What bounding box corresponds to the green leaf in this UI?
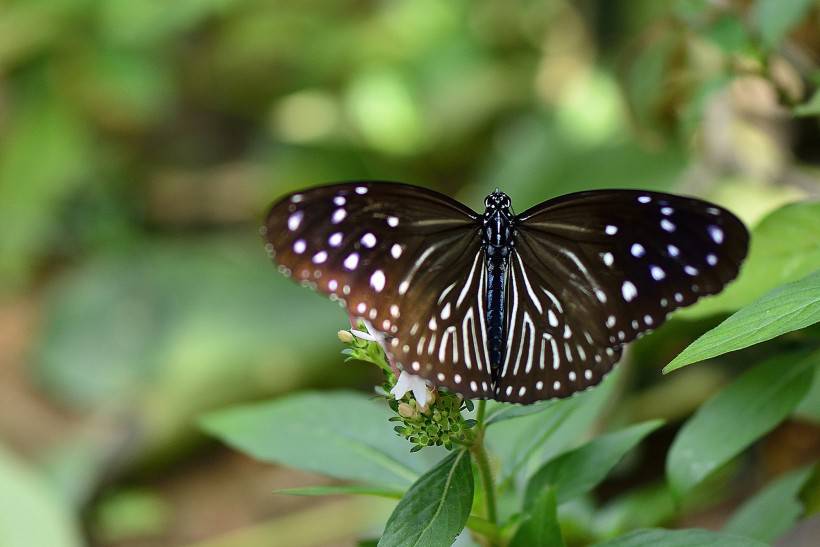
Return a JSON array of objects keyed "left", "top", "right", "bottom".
[
  {"left": 753, "top": 0, "right": 815, "bottom": 50},
  {"left": 275, "top": 485, "right": 404, "bottom": 499},
  {"left": 510, "top": 487, "right": 564, "bottom": 547},
  {"left": 724, "top": 466, "right": 814, "bottom": 542},
  {"left": 0, "top": 445, "right": 83, "bottom": 547},
  {"left": 201, "top": 391, "right": 432, "bottom": 489},
  {"left": 666, "top": 351, "right": 819, "bottom": 496},
  {"left": 378, "top": 449, "right": 473, "bottom": 547},
  {"left": 664, "top": 270, "right": 820, "bottom": 372},
  {"left": 794, "top": 90, "right": 820, "bottom": 117},
  {"left": 680, "top": 201, "right": 820, "bottom": 319},
  {"left": 485, "top": 399, "right": 559, "bottom": 426},
  {"left": 594, "top": 483, "right": 677, "bottom": 539},
  {"left": 593, "top": 528, "right": 768, "bottom": 547},
  {"left": 525, "top": 421, "right": 663, "bottom": 507}
]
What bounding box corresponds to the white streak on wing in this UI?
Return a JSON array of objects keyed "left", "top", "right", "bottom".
[
  {"left": 438, "top": 328, "right": 450, "bottom": 362},
  {"left": 457, "top": 252, "right": 482, "bottom": 307},
  {"left": 559, "top": 248, "right": 589, "bottom": 277},
  {"left": 522, "top": 313, "right": 536, "bottom": 374},
  {"left": 539, "top": 337, "right": 546, "bottom": 370},
  {"left": 475, "top": 260, "right": 490, "bottom": 370},
  {"left": 427, "top": 333, "right": 437, "bottom": 356},
  {"left": 417, "top": 335, "right": 426, "bottom": 356},
  {"left": 512, "top": 312, "right": 534, "bottom": 376},
  {"left": 400, "top": 245, "right": 438, "bottom": 292},
  {"left": 438, "top": 282, "right": 457, "bottom": 305},
  {"left": 514, "top": 252, "right": 543, "bottom": 314},
  {"left": 450, "top": 328, "right": 459, "bottom": 363},
  {"left": 462, "top": 308, "right": 474, "bottom": 370},
  {"left": 500, "top": 264, "right": 519, "bottom": 378},
  {"left": 545, "top": 333, "right": 558, "bottom": 370},
  {"left": 542, "top": 288, "right": 563, "bottom": 312}
]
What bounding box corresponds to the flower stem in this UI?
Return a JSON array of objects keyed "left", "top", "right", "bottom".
[{"left": 471, "top": 399, "right": 499, "bottom": 543}]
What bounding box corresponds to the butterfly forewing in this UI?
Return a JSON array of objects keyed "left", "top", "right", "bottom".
[
  {"left": 263, "top": 181, "right": 494, "bottom": 397},
  {"left": 494, "top": 190, "right": 749, "bottom": 403}
]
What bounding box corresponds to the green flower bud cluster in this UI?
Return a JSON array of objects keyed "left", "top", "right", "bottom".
[{"left": 388, "top": 391, "right": 477, "bottom": 452}]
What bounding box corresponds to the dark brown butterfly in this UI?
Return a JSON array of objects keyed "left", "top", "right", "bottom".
[{"left": 262, "top": 182, "right": 748, "bottom": 404}]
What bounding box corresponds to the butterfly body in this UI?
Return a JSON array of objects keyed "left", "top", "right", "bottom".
[
  {"left": 263, "top": 181, "right": 749, "bottom": 404},
  {"left": 482, "top": 190, "right": 515, "bottom": 379}
]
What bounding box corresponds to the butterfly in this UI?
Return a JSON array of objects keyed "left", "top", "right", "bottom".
[{"left": 262, "top": 182, "right": 749, "bottom": 404}]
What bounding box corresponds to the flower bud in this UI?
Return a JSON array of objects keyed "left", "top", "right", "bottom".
[
  {"left": 397, "top": 402, "right": 417, "bottom": 419},
  {"left": 337, "top": 330, "right": 354, "bottom": 343}
]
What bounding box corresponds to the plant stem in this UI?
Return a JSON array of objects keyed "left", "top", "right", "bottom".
[{"left": 471, "top": 399, "right": 499, "bottom": 542}]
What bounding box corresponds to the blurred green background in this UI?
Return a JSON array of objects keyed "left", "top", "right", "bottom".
[{"left": 0, "top": 0, "right": 819, "bottom": 545}]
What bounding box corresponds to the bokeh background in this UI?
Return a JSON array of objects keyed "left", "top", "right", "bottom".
[{"left": 1, "top": 0, "right": 819, "bottom": 545}]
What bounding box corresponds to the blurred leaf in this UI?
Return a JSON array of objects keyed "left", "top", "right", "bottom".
[
  {"left": 202, "top": 391, "right": 432, "bottom": 489},
  {"left": 34, "top": 237, "right": 347, "bottom": 409},
  {"left": 723, "top": 466, "right": 814, "bottom": 542},
  {"left": 800, "top": 465, "right": 820, "bottom": 516},
  {"left": 275, "top": 485, "right": 403, "bottom": 499},
  {"left": 0, "top": 93, "right": 93, "bottom": 290},
  {"left": 476, "top": 116, "right": 685, "bottom": 209},
  {"left": 705, "top": 16, "right": 752, "bottom": 54},
  {"left": 92, "top": 489, "right": 171, "bottom": 543},
  {"left": 664, "top": 271, "right": 820, "bottom": 372},
  {"left": 99, "top": 0, "right": 237, "bottom": 48},
  {"left": 593, "top": 528, "right": 767, "bottom": 547},
  {"left": 794, "top": 90, "right": 820, "bottom": 117},
  {"left": 488, "top": 370, "right": 619, "bottom": 481},
  {"left": 795, "top": 361, "right": 820, "bottom": 422},
  {"left": 681, "top": 201, "right": 820, "bottom": 319},
  {"left": 525, "top": 421, "right": 663, "bottom": 507},
  {"left": 753, "top": 0, "right": 815, "bottom": 50},
  {"left": 594, "top": 483, "right": 677, "bottom": 539},
  {"left": 378, "top": 449, "right": 473, "bottom": 547},
  {"left": 0, "top": 446, "right": 83, "bottom": 547},
  {"left": 510, "top": 487, "right": 564, "bottom": 547},
  {"left": 666, "top": 351, "right": 818, "bottom": 496}
]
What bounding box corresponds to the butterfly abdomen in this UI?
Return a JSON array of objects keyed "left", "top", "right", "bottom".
[{"left": 486, "top": 256, "right": 508, "bottom": 376}]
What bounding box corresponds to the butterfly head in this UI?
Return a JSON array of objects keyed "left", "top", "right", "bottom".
[{"left": 484, "top": 189, "right": 512, "bottom": 213}]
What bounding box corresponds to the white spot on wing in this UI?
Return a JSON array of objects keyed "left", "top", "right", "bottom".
[
  {"left": 638, "top": 195, "right": 651, "bottom": 203},
  {"left": 661, "top": 219, "right": 675, "bottom": 232},
  {"left": 355, "top": 186, "right": 368, "bottom": 194},
  {"left": 631, "top": 243, "right": 645, "bottom": 258},
  {"left": 312, "top": 251, "right": 327, "bottom": 264},
  {"left": 288, "top": 211, "right": 303, "bottom": 231},
  {"left": 293, "top": 239, "right": 306, "bottom": 254},
  {"left": 361, "top": 233, "right": 377, "bottom": 248},
  {"left": 328, "top": 232, "right": 343, "bottom": 247},
  {"left": 370, "top": 270, "right": 386, "bottom": 292},
  {"left": 387, "top": 216, "right": 399, "bottom": 227},
  {"left": 622, "top": 281, "right": 638, "bottom": 302},
  {"left": 708, "top": 225, "right": 724, "bottom": 244},
  {"left": 390, "top": 244, "right": 403, "bottom": 259},
  {"left": 343, "top": 253, "right": 359, "bottom": 270},
  {"left": 605, "top": 225, "right": 618, "bottom": 235},
  {"left": 602, "top": 252, "right": 614, "bottom": 266},
  {"left": 650, "top": 265, "right": 665, "bottom": 280},
  {"left": 332, "top": 209, "right": 346, "bottom": 224}
]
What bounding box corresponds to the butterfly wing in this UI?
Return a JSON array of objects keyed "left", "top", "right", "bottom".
[
  {"left": 495, "top": 190, "right": 749, "bottom": 403},
  {"left": 263, "top": 181, "right": 495, "bottom": 397}
]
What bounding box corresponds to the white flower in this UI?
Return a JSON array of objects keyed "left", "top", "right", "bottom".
[
  {"left": 350, "top": 328, "right": 377, "bottom": 342},
  {"left": 390, "top": 371, "right": 431, "bottom": 409}
]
